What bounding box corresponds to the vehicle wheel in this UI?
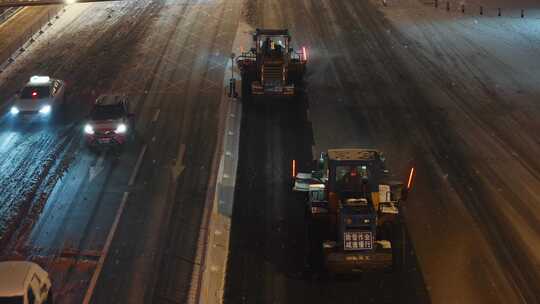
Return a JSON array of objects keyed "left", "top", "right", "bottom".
[
  {"left": 392, "top": 222, "right": 405, "bottom": 273},
  {"left": 304, "top": 203, "right": 311, "bottom": 219},
  {"left": 52, "top": 105, "right": 66, "bottom": 124},
  {"left": 379, "top": 222, "right": 393, "bottom": 241},
  {"left": 241, "top": 71, "right": 253, "bottom": 99},
  {"left": 45, "top": 291, "right": 53, "bottom": 304}
]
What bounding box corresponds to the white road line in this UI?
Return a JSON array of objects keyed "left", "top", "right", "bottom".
[
  {"left": 89, "top": 151, "right": 106, "bottom": 182},
  {"left": 128, "top": 144, "right": 148, "bottom": 186},
  {"left": 82, "top": 191, "right": 129, "bottom": 304},
  {"left": 152, "top": 109, "right": 161, "bottom": 123},
  {"left": 172, "top": 143, "right": 186, "bottom": 179}
]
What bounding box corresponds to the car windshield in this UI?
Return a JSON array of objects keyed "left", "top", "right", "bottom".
[
  {"left": 91, "top": 104, "right": 124, "bottom": 120},
  {"left": 20, "top": 86, "right": 50, "bottom": 99},
  {"left": 0, "top": 296, "right": 23, "bottom": 304}
]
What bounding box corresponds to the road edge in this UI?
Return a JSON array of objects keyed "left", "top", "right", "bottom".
[{"left": 188, "top": 20, "right": 252, "bottom": 304}]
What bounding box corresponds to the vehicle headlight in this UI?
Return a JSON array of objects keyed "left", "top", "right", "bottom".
[
  {"left": 115, "top": 123, "right": 127, "bottom": 134},
  {"left": 39, "top": 105, "right": 51, "bottom": 114},
  {"left": 84, "top": 124, "right": 94, "bottom": 135},
  {"left": 10, "top": 106, "right": 19, "bottom": 115}
]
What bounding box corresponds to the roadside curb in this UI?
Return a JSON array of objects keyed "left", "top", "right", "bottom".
[
  {"left": 197, "top": 92, "right": 242, "bottom": 304},
  {"left": 189, "top": 20, "right": 252, "bottom": 304},
  {"left": 0, "top": 7, "right": 22, "bottom": 26}
]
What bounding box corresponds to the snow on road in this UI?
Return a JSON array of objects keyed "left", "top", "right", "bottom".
[
  {"left": 0, "top": 124, "right": 75, "bottom": 246},
  {"left": 377, "top": 0, "right": 540, "bottom": 302},
  {"left": 0, "top": 0, "right": 159, "bottom": 253}
]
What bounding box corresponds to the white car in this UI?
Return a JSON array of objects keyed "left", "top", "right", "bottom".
[
  {"left": 0, "top": 261, "right": 53, "bottom": 304},
  {"left": 10, "top": 76, "right": 66, "bottom": 118}
]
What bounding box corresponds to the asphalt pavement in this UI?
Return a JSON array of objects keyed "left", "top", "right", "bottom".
[
  {"left": 225, "top": 0, "right": 538, "bottom": 303},
  {"left": 0, "top": 0, "right": 242, "bottom": 303},
  {"left": 0, "top": 0, "right": 539, "bottom": 303}
]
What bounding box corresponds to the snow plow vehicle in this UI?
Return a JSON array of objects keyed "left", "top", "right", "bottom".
[
  {"left": 293, "top": 149, "right": 411, "bottom": 273},
  {"left": 236, "top": 28, "right": 307, "bottom": 96}
]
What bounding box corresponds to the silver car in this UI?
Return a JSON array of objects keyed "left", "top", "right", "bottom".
[{"left": 10, "top": 76, "right": 66, "bottom": 118}]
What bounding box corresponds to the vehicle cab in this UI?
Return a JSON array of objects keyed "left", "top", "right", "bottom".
[
  {"left": 0, "top": 261, "right": 53, "bottom": 304},
  {"left": 84, "top": 95, "right": 133, "bottom": 147},
  {"left": 10, "top": 76, "right": 66, "bottom": 118}
]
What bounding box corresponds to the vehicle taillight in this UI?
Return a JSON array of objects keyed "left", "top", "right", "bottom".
[
  {"left": 32, "top": 91, "right": 38, "bottom": 97},
  {"left": 302, "top": 47, "right": 308, "bottom": 61}
]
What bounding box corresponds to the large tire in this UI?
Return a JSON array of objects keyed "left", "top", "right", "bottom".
[
  {"left": 241, "top": 71, "right": 254, "bottom": 99},
  {"left": 45, "top": 291, "right": 53, "bottom": 304},
  {"left": 391, "top": 221, "right": 405, "bottom": 272}
]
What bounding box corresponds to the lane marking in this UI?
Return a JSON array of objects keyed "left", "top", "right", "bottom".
[
  {"left": 128, "top": 144, "right": 147, "bottom": 186},
  {"left": 171, "top": 143, "right": 186, "bottom": 180},
  {"left": 89, "top": 151, "right": 106, "bottom": 182},
  {"left": 82, "top": 191, "right": 129, "bottom": 304},
  {"left": 152, "top": 109, "right": 160, "bottom": 123}
]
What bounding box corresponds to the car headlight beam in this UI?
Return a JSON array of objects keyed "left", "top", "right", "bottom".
[
  {"left": 84, "top": 124, "right": 94, "bottom": 135},
  {"left": 10, "top": 106, "right": 19, "bottom": 115},
  {"left": 115, "top": 123, "right": 127, "bottom": 134},
  {"left": 39, "top": 105, "right": 52, "bottom": 114}
]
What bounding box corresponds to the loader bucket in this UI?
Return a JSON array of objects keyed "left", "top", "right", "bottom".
[{"left": 323, "top": 248, "right": 393, "bottom": 273}]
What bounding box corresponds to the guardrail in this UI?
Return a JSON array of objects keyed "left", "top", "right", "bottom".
[
  {"left": 0, "top": 0, "right": 121, "bottom": 7},
  {"left": 0, "top": 5, "right": 64, "bottom": 73},
  {"left": 0, "top": 7, "right": 20, "bottom": 24},
  {"left": 427, "top": 0, "right": 540, "bottom": 19},
  {"left": 0, "top": 0, "right": 66, "bottom": 7}
]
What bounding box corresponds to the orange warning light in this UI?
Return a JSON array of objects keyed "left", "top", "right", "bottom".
[{"left": 407, "top": 167, "right": 415, "bottom": 189}]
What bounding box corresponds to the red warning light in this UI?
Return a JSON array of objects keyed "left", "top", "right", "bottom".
[{"left": 407, "top": 167, "right": 415, "bottom": 189}]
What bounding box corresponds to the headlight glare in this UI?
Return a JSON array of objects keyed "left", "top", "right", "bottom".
[
  {"left": 115, "top": 123, "right": 127, "bottom": 133},
  {"left": 84, "top": 124, "right": 94, "bottom": 135},
  {"left": 10, "top": 106, "right": 19, "bottom": 115},
  {"left": 39, "top": 105, "right": 51, "bottom": 114}
]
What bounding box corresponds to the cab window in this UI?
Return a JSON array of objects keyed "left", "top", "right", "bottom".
[
  {"left": 334, "top": 165, "right": 370, "bottom": 191},
  {"left": 20, "top": 86, "right": 51, "bottom": 99},
  {"left": 91, "top": 104, "right": 125, "bottom": 120}
]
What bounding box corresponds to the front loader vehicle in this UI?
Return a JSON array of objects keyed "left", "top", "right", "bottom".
[
  {"left": 293, "top": 149, "right": 410, "bottom": 273},
  {"left": 237, "top": 28, "right": 307, "bottom": 97}
]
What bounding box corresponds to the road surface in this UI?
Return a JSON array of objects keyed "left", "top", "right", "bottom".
[
  {"left": 0, "top": 0, "right": 242, "bottom": 303},
  {"left": 225, "top": 0, "right": 540, "bottom": 303},
  {"left": 0, "top": 0, "right": 540, "bottom": 303}
]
